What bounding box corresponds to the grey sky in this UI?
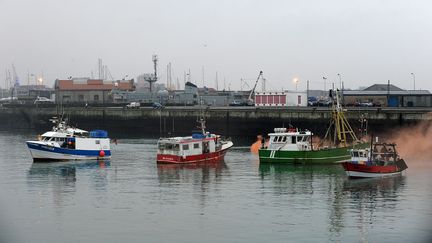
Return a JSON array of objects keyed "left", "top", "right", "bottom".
[{"left": 1, "top": 0, "right": 431, "bottom": 91}]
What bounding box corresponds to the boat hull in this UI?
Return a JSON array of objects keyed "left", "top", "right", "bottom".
[
  {"left": 157, "top": 142, "right": 233, "bottom": 164},
  {"left": 258, "top": 143, "right": 370, "bottom": 164},
  {"left": 27, "top": 142, "right": 111, "bottom": 162},
  {"left": 341, "top": 161, "right": 407, "bottom": 178}
]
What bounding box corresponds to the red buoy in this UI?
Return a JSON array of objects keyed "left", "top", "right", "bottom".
[{"left": 99, "top": 150, "right": 105, "bottom": 157}]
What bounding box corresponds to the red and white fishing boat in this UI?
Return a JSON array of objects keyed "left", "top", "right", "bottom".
[
  {"left": 342, "top": 140, "right": 408, "bottom": 178},
  {"left": 156, "top": 118, "right": 233, "bottom": 164}
]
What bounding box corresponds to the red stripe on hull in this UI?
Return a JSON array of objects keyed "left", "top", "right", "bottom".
[
  {"left": 342, "top": 162, "right": 402, "bottom": 174},
  {"left": 157, "top": 148, "right": 229, "bottom": 164}
]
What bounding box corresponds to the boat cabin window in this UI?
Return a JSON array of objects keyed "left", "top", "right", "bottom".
[
  {"left": 282, "top": 136, "right": 287, "bottom": 142},
  {"left": 291, "top": 136, "right": 296, "bottom": 144},
  {"left": 277, "top": 136, "right": 283, "bottom": 142},
  {"left": 95, "top": 140, "right": 100, "bottom": 144},
  {"left": 163, "top": 143, "right": 179, "bottom": 151},
  {"left": 182, "top": 144, "right": 189, "bottom": 150},
  {"left": 353, "top": 151, "right": 359, "bottom": 157},
  {"left": 193, "top": 143, "right": 200, "bottom": 149},
  {"left": 53, "top": 137, "right": 66, "bottom": 142},
  {"left": 297, "top": 136, "right": 303, "bottom": 142},
  {"left": 273, "top": 136, "right": 278, "bottom": 142}
]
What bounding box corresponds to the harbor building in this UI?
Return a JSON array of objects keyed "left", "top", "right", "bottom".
[
  {"left": 342, "top": 84, "right": 432, "bottom": 107},
  {"left": 255, "top": 91, "right": 307, "bottom": 107},
  {"left": 54, "top": 78, "right": 135, "bottom": 105}
]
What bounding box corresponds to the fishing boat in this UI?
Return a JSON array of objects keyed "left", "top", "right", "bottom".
[
  {"left": 156, "top": 118, "right": 233, "bottom": 164},
  {"left": 259, "top": 89, "right": 369, "bottom": 164},
  {"left": 342, "top": 140, "right": 408, "bottom": 178},
  {"left": 26, "top": 117, "right": 111, "bottom": 162}
]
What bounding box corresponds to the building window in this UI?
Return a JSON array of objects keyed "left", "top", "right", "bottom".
[{"left": 94, "top": 95, "right": 99, "bottom": 101}]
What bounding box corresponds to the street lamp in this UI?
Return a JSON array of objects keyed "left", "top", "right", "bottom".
[
  {"left": 293, "top": 78, "right": 299, "bottom": 91},
  {"left": 322, "top": 76, "right": 327, "bottom": 91},
  {"left": 337, "top": 73, "right": 342, "bottom": 89},
  {"left": 410, "top": 72, "right": 415, "bottom": 90}
]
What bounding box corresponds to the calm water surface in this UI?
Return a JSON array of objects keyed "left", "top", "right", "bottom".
[{"left": 0, "top": 131, "right": 431, "bottom": 243}]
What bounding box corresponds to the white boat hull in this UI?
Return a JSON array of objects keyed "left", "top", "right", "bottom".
[
  {"left": 345, "top": 170, "right": 402, "bottom": 178},
  {"left": 27, "top": 141, "right": 111, "bottom": 162}
]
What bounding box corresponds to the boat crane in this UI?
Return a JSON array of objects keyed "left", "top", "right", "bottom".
[{"left": 247, "top": 71, "right": 263, "bottom": 105}]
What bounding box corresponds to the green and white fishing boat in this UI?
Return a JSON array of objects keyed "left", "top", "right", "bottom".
[{"left": 259, "top": 90, "right": 369, "bottom": 164}]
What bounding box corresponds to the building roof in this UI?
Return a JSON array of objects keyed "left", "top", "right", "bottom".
[
  {"left": 363, "top": 84, "right": 404, "bottom": 91},
  {"left": 55, "top": 78, "right": 135, "bottom": 91},
  {"left": 343, "top": 90, "right": 431, "bottom": 96}
]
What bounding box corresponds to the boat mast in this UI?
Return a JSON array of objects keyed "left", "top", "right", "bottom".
[
  {"left": 324, "top": 89, "right": 359, "bottom": 146},
  {"left": 196, "top": 91, "right": 206, "bottom": 135}
]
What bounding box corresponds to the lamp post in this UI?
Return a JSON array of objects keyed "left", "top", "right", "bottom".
[
  {"left": 410, "top": 72, "right": 415, "bottom": 90},
  {"left": 322, "top": 76, "right": 327, "bottom": 91},
  {"left": 293, "top": 78, "right": 299, "bottom": 91}
]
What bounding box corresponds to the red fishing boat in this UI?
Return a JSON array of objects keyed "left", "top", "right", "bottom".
[
  {"left": 156, "top": 118, "right": 233, "bottom": 164},
  {"left": 342, "top": 141, "right": 408, "bottom": 178}
]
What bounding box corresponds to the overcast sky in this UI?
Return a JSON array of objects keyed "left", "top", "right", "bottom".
[{"left": 1, "top": 0, "right": 431, "bottom": 91}]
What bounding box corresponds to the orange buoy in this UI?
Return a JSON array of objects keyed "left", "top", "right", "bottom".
[{"left": 99, "top": 150, "right": 105, "bottom": 157}]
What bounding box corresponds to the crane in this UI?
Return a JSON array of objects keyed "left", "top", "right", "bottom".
[{"left": 247, "top": 71, "right": 263, "bottom": 105}]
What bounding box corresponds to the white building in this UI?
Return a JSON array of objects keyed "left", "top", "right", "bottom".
[{"left": 255, "top": 91, "right": 307, "bottom": 107}]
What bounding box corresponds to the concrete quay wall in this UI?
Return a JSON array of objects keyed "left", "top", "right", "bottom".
[{"left": 0, "top": 106, "right": 431, "bottom": 138}]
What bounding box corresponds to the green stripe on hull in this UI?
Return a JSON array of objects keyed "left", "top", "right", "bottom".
[{"left": 259, "top": 143, "right": 370, "bottom": 164}]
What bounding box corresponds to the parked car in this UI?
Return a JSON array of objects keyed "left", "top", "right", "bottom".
[
  {"left": 229, "top": 100, "right": 242, "bottom": 106},
  {"left": 308, "top": 97, "right": 318, "bottom": 106},
  {"left": 126, "top": 102, "right": 140, "bottom": 109},
  {"left": 34, "top": 96, "right": 54, "bottom": 104},
  {"left": 355, "top": 101, "right": 373, "bottom": 107},
  {"left": 317, "top": 99, "right": 332, "bottom": 106},
  {"left": 152, "top": 102, "right": 163, "bottom": 109}
]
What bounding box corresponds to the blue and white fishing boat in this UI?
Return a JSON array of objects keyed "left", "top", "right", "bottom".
[{"left": 26, "top": 117, "right": 111, "bottom": 162}]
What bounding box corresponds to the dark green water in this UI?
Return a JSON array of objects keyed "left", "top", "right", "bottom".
[{"left": 0, "top": 131, "right": 431, "bottom": 242}]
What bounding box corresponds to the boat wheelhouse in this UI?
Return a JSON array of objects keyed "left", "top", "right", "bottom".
[
  {"left": 26, "top": 118, "right": 111, "bottom": 162},
  {"left": 266, "top": 128, "right": 312, "bottom": 152}
]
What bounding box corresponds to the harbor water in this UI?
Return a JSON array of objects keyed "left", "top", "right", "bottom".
[{"left": 0, "top": 131, "right": 431, "bottom": 242}]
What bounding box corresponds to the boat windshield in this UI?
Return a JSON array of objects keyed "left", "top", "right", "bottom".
[
  {"left": 159, "top": 143, "right": 179, "bottom": 151},
  {"left": 42, "top": 136, "right": 67, "bottom": 142}
]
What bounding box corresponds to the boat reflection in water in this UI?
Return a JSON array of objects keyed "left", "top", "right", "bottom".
[
  {"left": 258, "top": 163, "right": 406, "bottom": 242},
  {"left": 342, "top": 175, "right": 406, "bottom": 242},
  {"left": 157, "top": 161, "right": 229, "bottom": 208},
  {"left": 27, "top": 160, "right": 110, "bottom": 207},
  {"left": 157, "top": 161, "right": 228, "bottom": 184}
]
